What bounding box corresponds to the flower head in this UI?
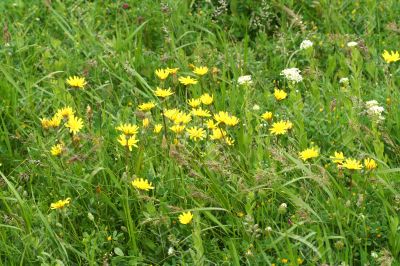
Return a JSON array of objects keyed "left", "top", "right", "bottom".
[
  {"left": 179, "top": 76, "right": 198, "bottom": 85},
  {"left": 342, "top": 158, "right": 363, "bottom": 170},
  {"left": 178, "top": 211, "right": 193, "bottom": 224},
  {"left": 192, "top": 107, "right": 211, "bottom": 117},
  {"left": 66, "top": 76, "right": 86, "bottom": 89},
  {"left": 117, "top": 134, "right": 139, "bottom": 151},
  {"left": 142, "top": 118, "right": 150, "bottom": 128},
  {"left": 193, "top": 66, "right": 208, "bottom": 76},
  {"left": 154, "top": 124, "right": 163, "bottom": 133},
  {"left": 174, "top": 112, "right": 192, "bottom": 124},
  {"left": 274, "top": 89, "right": 287, "bottom": 101},
  {"left": 299, "top": 147, "right": 319, "bottom": 161},
  {"left": 186, "top": 127, "right": 206, "bottom": 141},
  {"left": 138, "top": 102, "right": 156, "bottom": 112},
  {"left": 170, "top": 125, "right": 185, "bottom": 134},
  {"left": 238, "top": 75, "right": 253, "bottom": 85},
  {"left": 300, "top": 40, "right": 313, "bottom": 50},
  {"left": 364, "top": 158, "right": 377, "bottom": 170},
  {"left": 188, "top": 98, "right": 201, "bottom": 108},
  {"left": 51, "top": 143, "right": 64, "bottom": 156},
  {"left": 210, "top": 128, "right": 227, "bottom": 140},
  {"left": 166, "top": 67, "right": 179, "bottom": 74},
  {"left": 154, "top": 87, "right": 174, "bottom": 98},
  {"left": 200, "top": 93, "right": 213, "bottom": 105},
  {"left": 55, "top": 106, "right": 74, "bottom": 119},
  {"left": 132, "top": 178, "right": 154, "bottom": 191},
  {"left": 164, "top": 108, "right": 180, "bottom": 121},
  {"left": 65, "top": 116, "right": 83, "bottom": 135},
  {"left": 51, "top": 197, "right": 71, "bottom": 209},
  {"left": 214, "top": 111, "right": 239, "bottom": 126},
  {"left": 269, "top": 120, "right": 292, "bottom": 135},
  {"left": 382, "top": 50, "right": 400, "bottom": 63},
  {"left": 347, "top": 41, "right": 358, "bottom": 47},
  {"left": 155, "top": 69, "right": 169, "bottom": 80},
  {"left": 116, "top": 123, "right": 139, "bottom": 136},
  {"left": 330, "top": 151, "right": 345, "bottom": 164},
  {"left": 281, "top": 68, "right": 303, "bottom": 83},
  {"left": 261, "top": 111, "right": 273, "bottom": 121}
]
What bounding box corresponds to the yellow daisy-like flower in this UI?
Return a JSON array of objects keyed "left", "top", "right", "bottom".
[
  {"left": 178, "top": 211, "right": 193, "bottom": 225},
  {"left": 191, "top": 107, "right": 211, "bottom": 117},
  {"left": 65, "top": 116, "right": 83, "bottom": 135},
  {"left": 66, "top": 76, "right": 86, "bottom": 89},
  {"left": 40, "top": 118, "right": 52, "bottom": 129},
  {"left": 154, "top": 87, "right": 174, "bottom": 98},
  {"left": 50, "top": 143, "right": 64, "bottom": 156},
  {"left": 274, "top": 88, "right": 287, "bottom": 101},
  {"left": 138, "top": 102, "right": 156, "bottom": 112},
  {"left": 330, "top": 151, "right": 345, "bottom": 164},
  {"left": 153, "top": 124, "right": 163, "bottom": 133},
  {"left": 186, "top": 126, "right": 206, "bottom": 141},
  {"left": 364, "top": 158, "right": 377, "bottom": 170},
  {"left": 193, "top": 66, "right": 208, "bottom": 76},
  {"left": 174, "top": 112, "right": 192, "bottom": 124},
  {"left": 166, "top": 67, "right": 179, "bottom": 74},
  {"left": 188, "top": 98, "right": 202, "bottom": 108},
  {"left": 299, "top": 147, "right": 319, "bottom": 161},
  {"left": 116, "top": 123, "right": 139, "bottom": 136},
  {"left": 55, "top": 106, "right": 74, "bottom": 119},
  {"left": 206, "top": 119, "right": 217, "bottom": 129},
  {"left": 225, "top": 115, "right": 239, "bottom": 126},
  {"left": 200, "top": 93, "right": 213, "bottom": 105},
  {"left": 261, "top": 111, "right": 273, "bottom": 121},
  {"left": 269, "top": 120, "right": 292, "bottom": 135},
  {"left": 210, "top": 128, "right": 227, "bottom": 140},
  {"left": 225, "top": 137, "right": 235, "bottom": 146},
  {"left": 155, "top": 69, "right": 169, "bottom": 80},
  {"left": 164, "top": 108, "right": 180, "bottom": 121},
  {"left": 170, "top": 125, "right": 185, "bottom": 134},
  {"left": 179, "top": 76, "right": 198, "bottom": 85},
  {"left": 131, "top": 178, "right": 154, "bottom": 191},
  {"left": 213, "top": 111, "right": 239, "bottom": 126},
  {"left": 117, "top": 134, "right": 139, "bottom": 151},
  {"left": 49, "top": 115, "right": 62, "bottom": 128},
  {"left": 51, "top": 197, "right": 71, "bottom": 210},
  {"left": 342, "top": 158, "right": 363, "bottom": 170},
  {"left": 142, "top": 118, "right": 150, "bottom": 128},
  {"left": 382, "top": 50, "right": 400, "bottom": 63}
]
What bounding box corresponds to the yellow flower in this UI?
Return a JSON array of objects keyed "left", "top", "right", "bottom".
[
  {"left": 274, "top": 88, "right": 287, "bottom": 101},
  {"left": 131, "top": 178, "right": 154, "bottom": 191},
  {"left": 225, "top": 137, "right": 235, "bottom": 146},
  {"left": 170, "top": 125, "right": 185, "bottom": 134},
  {"left": 138, "top": 102, "right": 156, "bottom": 112},
  {"left": 210, "top": 128, "right": 227, "bottom": 140},
  {"left": 117, "top": 134, "right": 139, "bottom": 151},
  {"left": 49, "top": 115, "right": 62, "bottom": 128},
  {"left": 107, "top": 236, "right": 112, "bottom": 241},
  {"left": 214, "top": 111, "right": 239, "bottom": 126},
  {"left": 164, "top": 108, "right": 180, "bottom": 121},
  {"left": 364, "top": 158, "right": 377, "bottom": 170},
  {"left": 40, "top": 118, "right": 52, "bottom": 129},
  {"left": 66, "top": 76, "right": 86, "bottom": 89},
  {"left": 192, "top": 107, "right": 211, "bottom": 117},
  {"left": 299, "top": 147, "right": 319, "bottom": 161},
  {"left": 116, "top": 123, "right": 139, "bottom": 136},
  {"left": 155, "top": 69, "right": 169, "bottom": 80},
  {"left": 297, "top": 258, "right": 304, "bottom": 265},
  {"left": 154, "top": 87, "right": 174, "bottom": 98},
  {"left": 174, "top": 112, "right": 192, "bottom": 124},
  {"left": 382, "top": 50, "right": 400, "bottom": 63},
  {"left": 51, "top": 143, "right": 64, "bottom": 156},
  {"left": 142, "top": 118, "right": 150, "bottom": 128},
  {"left": 261, "top": 111, "right": 273, "bottom": 121},
  {"left": 281, "top": 258, "right": 288, "bottom": 264},
  {"left": 166, "top": 67, "right": 179, "bottom": 74},
  {"left": 186, "top": 126, "right": 206, "bottom": 141},
  {"left": 178, "top": 211, "right": 193, "bottom": 224},
  {"left": 193, "top": 66, "right": 208, "bottom": 76},
  {"left": 154, "top": 124, "right": 163, "bottom": 133},
  {"left": 65, "top": 116, "right": 83, "bottom": 135},
  {"left": 51, "top": 197, "right": 71, "bottom": 209},
  {"left": 188, "top": 98, "right": 202, "bottom": 108},
  {"left": 330, "top": 151, "right": 345, "bottom": 164},
  {"left": 179, "top": 76, "right": 198, "bottom": 85},
  {"left": 206, "top": 119, "right": 217, "bottom": 129},
  {"left": 55, "top": 106, "right": 74, "bottom": 119},
  {"left": 200, "top": 93, "right": 213, "bottom": 105},
  {"left": 269, "top": 120, "right": 291, "bottom": 135},
  {"left": 342, "top": 158, "right": 363, "bottom": 170}
]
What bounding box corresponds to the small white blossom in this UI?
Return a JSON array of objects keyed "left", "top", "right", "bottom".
[
  {"left": 347, "top": 41, "right": 358, "bottom": 47},
  {"left": 238, "top": 75, "right": 253, "bottom": 85},
  {"left": 300, "top": 39, "right": 313, "bottom": 50},
  {"left": 281, "top": 68, "right": 303, "bottom": 83},
  {"left": 252, "top": 104, "right": 260, "bottom": 111},
  {"left": 339, "top": 77, "right": 349, "bottom": 84},
  {"left": 167, "top": 247, "right": 174, "bottom": 255},
  {"left": 365, "top": 100, "right": 385, "bottom": 122}
]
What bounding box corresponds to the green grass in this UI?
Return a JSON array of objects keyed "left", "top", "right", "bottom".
[{"left": 1, "top": 0, "right": 400, "bottom": 265}]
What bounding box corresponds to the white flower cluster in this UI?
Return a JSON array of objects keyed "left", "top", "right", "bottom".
[
  {"left": 238, "top": 75, "right": 253, "bottom": 85},
  {"left": 365, "top": 100, "right": 385, "bottom": 122},
  {"left": 339, "top": 77, "right": 349, "bottom": 86},
  {"left": 281, "top": 68, "right": 303, "bottom": 83},
  {"left": 300, "top": 39, "right": 313, "bottom": 50},
  {"left": 347, "top": 41, "right": 358, "bottom": 47}
]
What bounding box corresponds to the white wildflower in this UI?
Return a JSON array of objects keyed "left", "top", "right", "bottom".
[
  {"left": 300, "top": 39, "right": 313, "bottom": 50},
  {"left": 167, "top": 247, "right": 174, "bottom": 255},
  {"left": 347, "top": 41, "right": 358, "bottom": 47},
  {"left": 238, "top": 75, "right": 253, "bottom": 85},
  {"left": 365, "top": 100, "right": 385, "bottom": 122},
  {"left": 281, "top": 68, "right": 303, "bottom": 83},
  {"left": 339, "top": 77, "right": 349, "bottom": 85}
]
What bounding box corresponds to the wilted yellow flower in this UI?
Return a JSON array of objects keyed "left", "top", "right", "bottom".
[
  {"left": 170, "top": 125, "right": 185, "bottom": 134},
  {"left": 51, "top": 143, "right": 64, "bottom": 156},
  {"left": 179, "top": 76, "right": 198, "bottom": 85},
  {"left": 166, "top": 67, "right": 179, "bottom": 74},
  {"left": 210, "top": 128, "right": 227, "bottom": 140},
  {"left": 178, "top": 211, "right": 193, "bottom": 224},
  {"left": 299, "top": 147, "right": 319, "bottom": 161},
  {"left": 138, "top": 102, "right": 156, "bottom": 112},
  {"left": 155, "top": 69, "right": 169, "bottom": 80},
  {"left": 65, "top": 116, "right": 83, "bottom": 135},
  {"left": 193, "top": 66, "right": 208, "bottom": 76},
  {"left": 342, "top": 158, "right": 363, "bottom": 170},
  {"left": 192, "top": 107, "right": 211, "bottom": 117},
  {"left": 382, "top": 50, "right": 400, "bottom": 63},
  {"left": 117, "top": 134, "right": 139, "bottom": 151},
  {"left": 261, "top": 111, "right": 273, "bottom": 121},
  {"left": 51, "top": 197, "right": 71, "bottom": 209},
  {"left": 131, "top": 178, "right": 154, "bottom": 191},
  {"left": 274, "top": 88, "right": 287, "bottom": 101},
  {"left": 364, "top": 158, "right": 377, "bottom": 170},
  {"left": 200, "top": 93, "right": 213, "bottom": 105},
  {"left": 188, "top": 98, "right": 201, "bottom": 108},
  {"left": 55, "top": 106, "right": 74, "bottom": 119},
  {"left": 269, "top": 120, "right": 291, "bottom": 135},
  {"left": 154, "top": 124, "right": 163, "bottom": 133},
  {"left": 142, "top": 118, "right": 150, "bottom": 128},
  {"left": 186, "top": 126, "right": 206, "bottom": 141},
  {"left": 330, "top": 151, "right": 345, "bottom": 164},
  {"left": 66, "top": 76, "right": 86, "bottom": 89},
  {"left": 116, "top": 123, "right": 139, "bottom": 136},
  {"left": 154, "top": 87, "right": 174, "bottom": 98}
]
